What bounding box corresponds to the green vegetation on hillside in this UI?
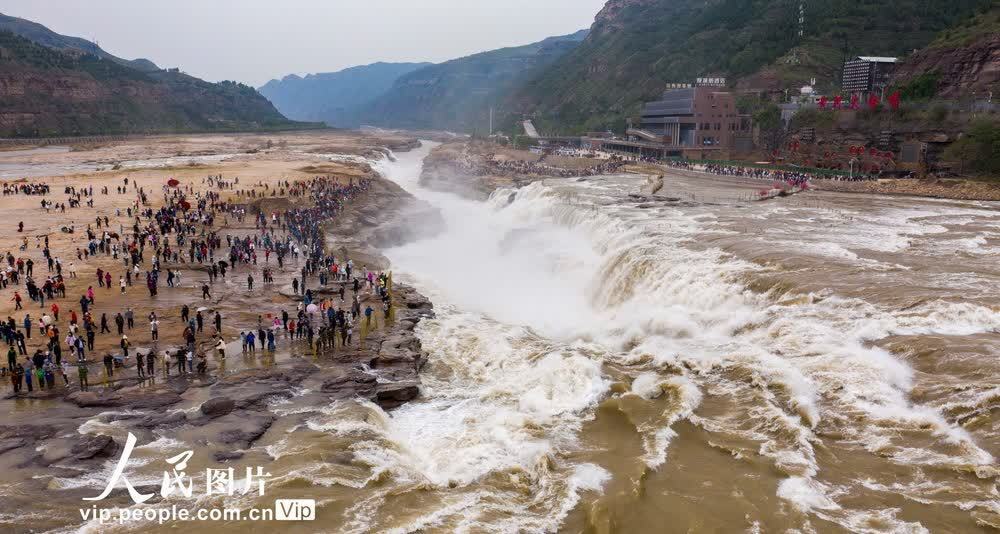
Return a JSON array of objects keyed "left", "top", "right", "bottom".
[
  {"left": 358, "top": 31, "right": 588, "bottom": 133},
  {"left": 509, "top": 0, "right": 994, "bottom": 134},
  {"left": 943, "top": 119, "right": 1000, "bottom": 175},
  {"left": 0, "top": 30, "right": 313, "bottom": 138},
  {"left": 0, "top": 12, "right": 159, "bottom": 72},
  {"left": 929, "top": 7, "right": 1000, "bottom": 47}
]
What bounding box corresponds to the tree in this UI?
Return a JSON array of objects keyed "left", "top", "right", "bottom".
[
  {"left": 942, "top": 119, "right": 1000, "bottom": 175},
  {"left": 754, "top": 103, "right": 788, "bottom": 156}
]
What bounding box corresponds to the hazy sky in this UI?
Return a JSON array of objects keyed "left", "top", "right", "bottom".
[{"left": 0, "top": 0, "right": 607, "bottom": 86}]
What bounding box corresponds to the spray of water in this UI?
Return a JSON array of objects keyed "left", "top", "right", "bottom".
[{"left": 333, "top": 142, "right": 1000, "bottom": 531}]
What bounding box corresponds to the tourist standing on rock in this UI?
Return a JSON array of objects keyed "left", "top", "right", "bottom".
[
  {"left": 136, "top": 350, "right": 145, "bottom": 378},
  {"left": 118, "top": 336, "right": 132, "bottom": 365},
  {"left": 125, "top": 308, "right": 134, "bottom": 330},
  {"left": 6, "top": 345, "right": 17, "bottom": 376},
  {"left": 150, "top": 318, "right": 159, "bottom": 341},
  {"left": 12, "top": 363, "right": 23, "bottom": 392},
  {"left": 146, "top": 351, "right": 156, "bottom": 377},
  {"left": 103, "top": 353, "right": 113, "bottom": 378},
  {"left": 59, "top": 359, "right": 69, "bottom": 386},
  {"left": 215, "top": 337, "right": 226, "bottom": 359},
  {"left": 247, "top": 274, "right": 254, "bottom": 291},
  {"left": 22, "top": 357, "right": 33, "bottom": 392},
  {"left": 77, "top": 361, "right": 88, "bottom": 390},
  {"left": 214, "top": 311, "right": 222, "bottom": 334}
]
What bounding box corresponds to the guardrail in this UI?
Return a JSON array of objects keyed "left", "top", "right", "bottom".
[{"left": 670, "top": 157, "right": 854, "bottom": 177}]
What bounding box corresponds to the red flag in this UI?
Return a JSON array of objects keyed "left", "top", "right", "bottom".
[
  {"left": 850, "top": 94, "right": 860, "bottom": 110},
  {"left": 833, "top": 95, "right": 843, "bottom": 109},
  {"left": 887, "top": 91, "right": 901, "bottom": 111},
  {"left": 867, "top": 93, "right": 880, "bottom": 110},
  {"left": 819, "top": 96, "right": 828, "bottom": 109}
]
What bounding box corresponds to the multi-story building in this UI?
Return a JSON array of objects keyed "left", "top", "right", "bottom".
[
  {"left": 637, "top": 85, "right": 744, "bottom": 148},
  {"left": 594, "top": 84, "right": 748, "bottom": 159},
  {"left": 842, "top": 56, "right": 897, "bottom": 94}
]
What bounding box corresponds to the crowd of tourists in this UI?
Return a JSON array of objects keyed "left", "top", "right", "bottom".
[
  {"left": 3, "top": 183, "right": 50, "bottom": 196},
  {"left": 2, "top": 172, "right": 395, "bottom": 395}
]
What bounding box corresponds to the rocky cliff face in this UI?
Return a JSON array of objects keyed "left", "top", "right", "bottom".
[
  {"left": 589, "top": 0, "right": 659, "bottom": 36},
  {"left": 892, "top": 34, "right": 999, "bottom": 98}
]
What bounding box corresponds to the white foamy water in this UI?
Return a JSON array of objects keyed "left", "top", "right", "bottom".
[{"left": 329, "top": 143, "right": 1000, "bottom": 532}]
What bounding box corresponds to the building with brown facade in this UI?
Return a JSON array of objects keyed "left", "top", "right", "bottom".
[{"left": 595, "top": 84, "right": 750, "bottom": 159}]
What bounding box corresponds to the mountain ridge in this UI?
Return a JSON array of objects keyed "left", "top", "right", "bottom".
[
  {"left": 0, "top": 13, "right": 159, "bottom": 72},
  {"left": 0, "top": 15, "right": 312, "bottom": 138},
  {"left": 258, "top": 62, "right": 431, "bottom": 126},
  {"left": 354, "top": 29, "right": 589, "bottom": 133}
]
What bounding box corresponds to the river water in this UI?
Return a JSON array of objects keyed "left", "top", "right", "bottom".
[
  {"left": 353, "top": 143, "right": 999, "bottom": 532},
  {"left": 8, "top": 142, "right": 998, "bottom": 533}
]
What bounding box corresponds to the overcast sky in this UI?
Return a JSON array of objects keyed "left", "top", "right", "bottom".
[{"left": 0, "top": 0, "right": 607, "bottom": 86}]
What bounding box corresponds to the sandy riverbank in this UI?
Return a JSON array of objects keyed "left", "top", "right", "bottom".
[{"left": 813, "top": 176, "right": 1000, "bottom": 201}]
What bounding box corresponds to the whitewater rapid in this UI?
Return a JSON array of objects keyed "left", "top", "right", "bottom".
[{"left": 334, "top": 143, "right": 1000, "bottom": 532}]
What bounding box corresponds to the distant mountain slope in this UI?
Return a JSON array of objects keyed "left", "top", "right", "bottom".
[
  {"left": 0, "top": 17, "right": 311, "bottom": 138},
  {"left": 508, "top": 0, "right": 995, "bottom": 133},
  {"left": 258, "top": 62, "right": 431, "bottom": 126},
  {"left": 356, "top": 30, "right": 588, "bottom": 133},
  {"left": 0, "top": 13, "right": 159, "bottom": 72}
]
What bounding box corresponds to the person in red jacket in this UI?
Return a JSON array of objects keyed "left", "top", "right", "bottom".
[{"left": 50, "top": 302, "right": 59, "bottom": 321}]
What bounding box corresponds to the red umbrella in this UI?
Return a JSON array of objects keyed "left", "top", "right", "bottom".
[
  {"left": 180, "top": 200, "right": 191, "bottom": 210},
  {"left": 167, "top": 179, "right": 180, "bottom": 187}
]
